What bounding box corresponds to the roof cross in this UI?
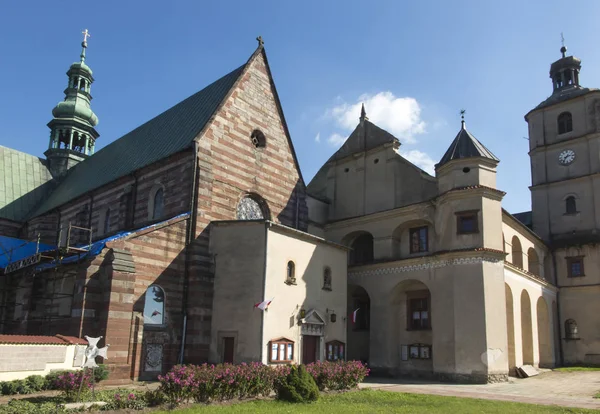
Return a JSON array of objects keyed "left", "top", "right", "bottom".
[
  {"left": 82, "top": 29, "right": 91, "bottom": 44},
  {"left": 256, "top": 36, "right": 264, "bottom": 47}
]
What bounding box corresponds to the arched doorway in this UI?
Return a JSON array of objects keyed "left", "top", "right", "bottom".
[
  {"left": 505, "top": 284, "right": 516, "bottom": 375},
  {"left": 343, "top": 232, "right": 374, "bottom": 266},
  {"left": 512, "top": 236, "right": 523, "bottom": 268},
  {"left": 528, "top": 248, "right": 540, "bottom": 276},
  {"left": 390, "top": 279, "right": 433, "bottom": 375},
  {"left": 536, "top": 297, "right": 552, "bottom": 367},
  {"left": 520, "top": 290, "right": 534, "bottom": 365},
  {"left": 347, "top": 285, "right": 370, "bottom": 363}
]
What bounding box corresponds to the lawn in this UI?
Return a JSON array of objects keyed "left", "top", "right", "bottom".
[
  {"left": 160, "top": 389, "right": 595, "bottom": 413},
  {"left": 554, "top": 366, "right": 600, "bottom": 372}
]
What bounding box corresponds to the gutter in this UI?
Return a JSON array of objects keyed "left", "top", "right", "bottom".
[{"left": 179, "top": 143, "right": 200, "bottom": 364}]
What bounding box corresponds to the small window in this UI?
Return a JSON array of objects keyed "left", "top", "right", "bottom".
[
  {"left": 286, "top": 261, "right": 296, "bottom": 285},
  {"left": 565, "top": 196, "right": 577, "bottom": 215},
  {"left": 565, "top": 319, "right": 579, "bottom": 340},
  {"left": 409, "top": 343, "right": 432, "bottom": 360},
  {"left": 152, "top": 188, "right": 164, "bottom": 220},
  {"left": 237, "top": 195, "right": 266, "bottom": 220},
  {"left": 143, "top": 285, "right": 165, "bottom": 325},
  {"left": 409, "top": 226, "right": 428, "bottom": 253},
  {"left": 567, "top": 256, "right": 585, "bottom": 278},
  {"left": 322, "top": 267, "right": 332, "bottom": 290},
  {"left": 558, "top": 112, "right": 573, "bottom": 134},
  {"left": 408, "top": 297, "right": 430, "bottom": 330},
  {"left": 103, "top": 208, "right": 111, "bottom": 235},
  {"left": 120, "top": 192, "right": 134, "bottom": 229},
  {"left": 269, "top": 338, "right": 294, "bottom": 363},
  {"left": 326, "top": 341, "right": 345, "bottom": 361},
  {"left": 251, "top": 129, "right": 266, "bottom": 148},
  {"left": 456, "top": 211, "right": 479, "bottom": 234}
]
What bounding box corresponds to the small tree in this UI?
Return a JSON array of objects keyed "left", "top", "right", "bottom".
[{"left": 275, "top": 365, "right": 319, "bottom": 403}]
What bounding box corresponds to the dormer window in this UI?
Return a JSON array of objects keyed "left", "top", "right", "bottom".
[{"left": 558, "top": 112, "right": 573, "bottom": 134}]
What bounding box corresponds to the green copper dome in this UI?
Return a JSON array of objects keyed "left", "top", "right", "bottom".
[
  {"left": 69, "top": 60, "right": 93, "bottom": 76},
  {"left": 52, "top": 99, "right": 99, "bottom": 126}
]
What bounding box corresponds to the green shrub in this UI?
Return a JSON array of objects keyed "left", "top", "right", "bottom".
[
  {"left": 0, "top": 399, "right": 63, "bottom": 414},
  {"left": 0, "top": 381, "right": 18, "bottom": 396},
  {"left": 144, "top": 388, "right": 166, "bottom": 407},
  {"left": 100, "top": 389, "right": 148, "bottom": 411},
  {"left": 13, "top": 379, "right": 32, "bottom": 395},
  {"left": 25, "top": 375, "right": 46, "bottom": 392},
  {"left": 275, "top": 365, "right": 319, "bottom": 403},
  {"left": 93, "top": 364, "right": 110, "bottom": 382}
]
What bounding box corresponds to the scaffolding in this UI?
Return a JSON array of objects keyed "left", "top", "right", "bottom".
[{"left": 0, "top": 223, "right": 94, "bottom": 335}]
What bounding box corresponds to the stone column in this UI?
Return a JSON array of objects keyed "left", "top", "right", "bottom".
[
  {"left": 68, "top": 130, "right": 74, "bottom": 150},
  {"left": 84, "top": 135, "right": 89, "bottom": 155}
]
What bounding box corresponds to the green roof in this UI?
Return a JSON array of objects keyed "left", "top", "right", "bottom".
[
  {"left": 0, "top": 146, "right": 55, "bottom": 222},
  {"left": 30, "top": 63, "right": 246, "bottom": 218}
]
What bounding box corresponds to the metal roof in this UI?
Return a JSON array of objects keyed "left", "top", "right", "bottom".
[
  {"left": 29, "top": 64, "right": 246, "bottom": 218},
  {"left": 437, "top": 123, "right": 499, "bottom": 167},
  {"left": 0, "top": 146, "right": 55, "bottom": 222}
]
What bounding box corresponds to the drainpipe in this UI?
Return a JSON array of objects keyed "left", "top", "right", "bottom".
[{"left": 179, "top": 143, "right": 200, "bottom": 364}]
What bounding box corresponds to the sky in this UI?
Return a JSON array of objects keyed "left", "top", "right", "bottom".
[{"left": 1, "top": 0, "right": 599, "bottom": 214}]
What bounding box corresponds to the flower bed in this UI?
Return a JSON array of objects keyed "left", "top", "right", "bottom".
[{"left": 158, "top": 360, "right": 369, "bottom": 406}]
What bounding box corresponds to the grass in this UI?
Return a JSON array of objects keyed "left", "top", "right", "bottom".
[
  {"left": 554, "top": 366, "right": 600, "bottom": 372},
  {"left": 159, "top": 389, "right": 595, "bottom": 413}
]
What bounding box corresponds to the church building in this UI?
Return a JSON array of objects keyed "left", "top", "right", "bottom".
[{"left": 0, "top": 34, "right": 598, "bottom": 383}]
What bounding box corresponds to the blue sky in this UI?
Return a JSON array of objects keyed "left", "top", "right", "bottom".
[{"left": 1, "top": 0, "right": 599, "bottom": 214}]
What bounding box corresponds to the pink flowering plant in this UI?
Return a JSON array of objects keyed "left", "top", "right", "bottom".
[
  {"left": 305, "top": 360, "right": 370, "bottom": 391},
  {"left": 52, "top": 370, "right": 93, "bottom": 401},
  {"left": 157, "top": 360, "right": 369, "bottom": 406}
]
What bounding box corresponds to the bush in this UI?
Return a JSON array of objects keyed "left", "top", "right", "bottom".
[
  {"left": 0, "top": 381, "right": 18, "bottom": 396},
  {"left": 275, "top": 364, "right": 319, "bottom": 403},
  {"left": 26, "top": 375, "right": 46, "bottom": 392},
  {"left": 52, "top": 370, "right": 93, "bottom": 401},
  {"left": 305, "top": 360, "right": 370, "bottom": 391},
  {"left": 0, "top": 399, "right": 62, "bottom": 414},
  {"left": 94, "top": 364, "right": 110, "bottom": 382},
  {"left": 101, "top": 390, "right": 148, "bottom": 411}
]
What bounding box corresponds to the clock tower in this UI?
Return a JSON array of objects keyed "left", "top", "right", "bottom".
[{"left": 526, "top": 43, "right": 600, "bottom": 365}]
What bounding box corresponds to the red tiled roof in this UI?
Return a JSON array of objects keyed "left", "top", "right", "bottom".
[{"left": 0, "top": 334, "right": 87, "bottom": 345}]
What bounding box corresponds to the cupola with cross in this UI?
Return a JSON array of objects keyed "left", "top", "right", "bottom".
[{"left": 45, "top": 29, "right": 99, "bottom": 178}]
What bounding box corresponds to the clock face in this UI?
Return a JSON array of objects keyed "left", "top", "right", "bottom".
[{"left": 558, "top": 149, "right": 576, "bottom": 165}]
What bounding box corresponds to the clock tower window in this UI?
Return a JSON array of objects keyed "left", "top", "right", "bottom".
[
  {"left": 565, "top": 196, "right": 577, "bottom": 215},
  {"left": 558, "top": 112, "right": 573, "bottom": 134}
]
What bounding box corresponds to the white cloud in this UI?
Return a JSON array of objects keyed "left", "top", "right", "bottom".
[
  {"left": 327, "top": 133, "right": 346, "bottom": 147},
  {"left": 327, "top": 92, "right": 426, "bottom": 144},
  {"left": 315, "top": 132, "right": 321, "bottom": 143},
  {"left": 397, "top": 149, "right": 436, "bottom": 175}
]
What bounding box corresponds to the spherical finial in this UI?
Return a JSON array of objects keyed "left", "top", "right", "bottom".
[
  {"left": 560, "top": 45, "right": 567, "bottom": 58},
  {"left": 460, "top": 109, "right": 466, "bottom": 129}
]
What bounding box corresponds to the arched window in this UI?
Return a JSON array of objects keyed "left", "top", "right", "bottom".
[
  {"left": 565, "top": 319, "right": 579, "bottom": 340},
  {"left": 349, "top": 234, "right": 374, "bottom": 266},
  {"left": 143, "top": 285, "right": 165, "bottom": 325},
  {"left": 323, "top": 267, "right": 332, "bottom": 291},
  {"left": 250, "top": 129, "right": 266, "bottom": 148},
  {"left": 527, "top": 248, "right": 540, "bottom": 276},
  {"left": 558, "top": 112, "right": 573, "bottom": 134},
  {"left": 152, "top": 188, "right": 164, "bottom": 220},
  {"left": 103, "top": 208, "right": 111, "bottom": 235},
  {"left": 79, "top": 79, "right": 86, "bottom": 91},
  {"left": 286, "top": 261, "right": 296, "bottom": 284},
  {"left": 511, "top": 236, "right": 523, "bottom": 269},
  {"left": 565, "top": 196, "right": 577, "bottom": 214},
  {"left": 236, "top": 195, "right": 267, "bottom": 220}
]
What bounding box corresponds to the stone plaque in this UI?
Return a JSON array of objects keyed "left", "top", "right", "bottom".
[{"left": 145, "top": 343, "right": 163, "bottom": 372}]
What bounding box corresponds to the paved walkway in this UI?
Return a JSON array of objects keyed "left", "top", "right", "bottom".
[{"left": 360, "top": 371, "right": 600, "bottom": 410}]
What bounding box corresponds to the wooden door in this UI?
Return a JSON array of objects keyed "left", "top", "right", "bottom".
[
  {"left": 302, "top": 336, "right": 318, "bottom": 364},
  {"left": 223, "top": 337, "right": 234, "bottom": 363}
]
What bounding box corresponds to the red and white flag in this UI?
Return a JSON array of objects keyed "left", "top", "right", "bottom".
[
  {"left": 254, "top": 298, "right": 273, "bottom": 311},
  {"left": 352, "top": 308, "right": 360, "bottom": 324}
]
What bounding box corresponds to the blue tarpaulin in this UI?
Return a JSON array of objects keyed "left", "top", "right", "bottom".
[
  {"left": 0, "top": 212, "right": 189, "bottom": 273},
  {"left": 0, "top": 236, "right": 55, "bottom": 269}
]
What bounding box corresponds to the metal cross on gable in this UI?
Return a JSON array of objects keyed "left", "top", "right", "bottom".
[{"left": 82, "top": 29, "right": 91, "bottom": 43}]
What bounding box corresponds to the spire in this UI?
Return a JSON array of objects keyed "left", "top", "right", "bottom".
[
  {"left": 360, "top": 103, "right": 367, "bottom": 124},
  {"left": 436, "top": 112, "right": 498, "bottom": 168},
  {"left": 45, "top": 30, "right": 100, "bottom": 178}
]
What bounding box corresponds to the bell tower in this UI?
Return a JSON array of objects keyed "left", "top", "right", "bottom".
[{"left": 45, "top": 29, "right": 99, "bottom": 178}]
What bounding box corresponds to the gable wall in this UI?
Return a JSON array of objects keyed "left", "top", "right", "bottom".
[{"left": 184, "top": 50, "right": 309, "bottom": 363}]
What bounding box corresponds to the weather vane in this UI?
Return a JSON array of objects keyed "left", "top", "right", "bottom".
[
  {"left": 561, "top": 32, "right": 565, "bottom": 48},
  {"left": 82, "top": 29, "right": 91, "bottom": 44},
  {"left": 460, "top": 109, "right": 466, "bottom": 120}
]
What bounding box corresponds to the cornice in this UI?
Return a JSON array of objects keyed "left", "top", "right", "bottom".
[
  {"left": 437, "top": 185, "right": 505, "bottom": 202},
  {"left": 503, "top": 261, "right": 557, "bottom": 291},
  {"left": 530, "top": 171, "right": 600, "bottom": 190},
  {"left": 348, "top": 248, "right": 505, "bottom": 277},
  {"left": 528, "top": 131, "right": 600, "bottom": 155}
]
